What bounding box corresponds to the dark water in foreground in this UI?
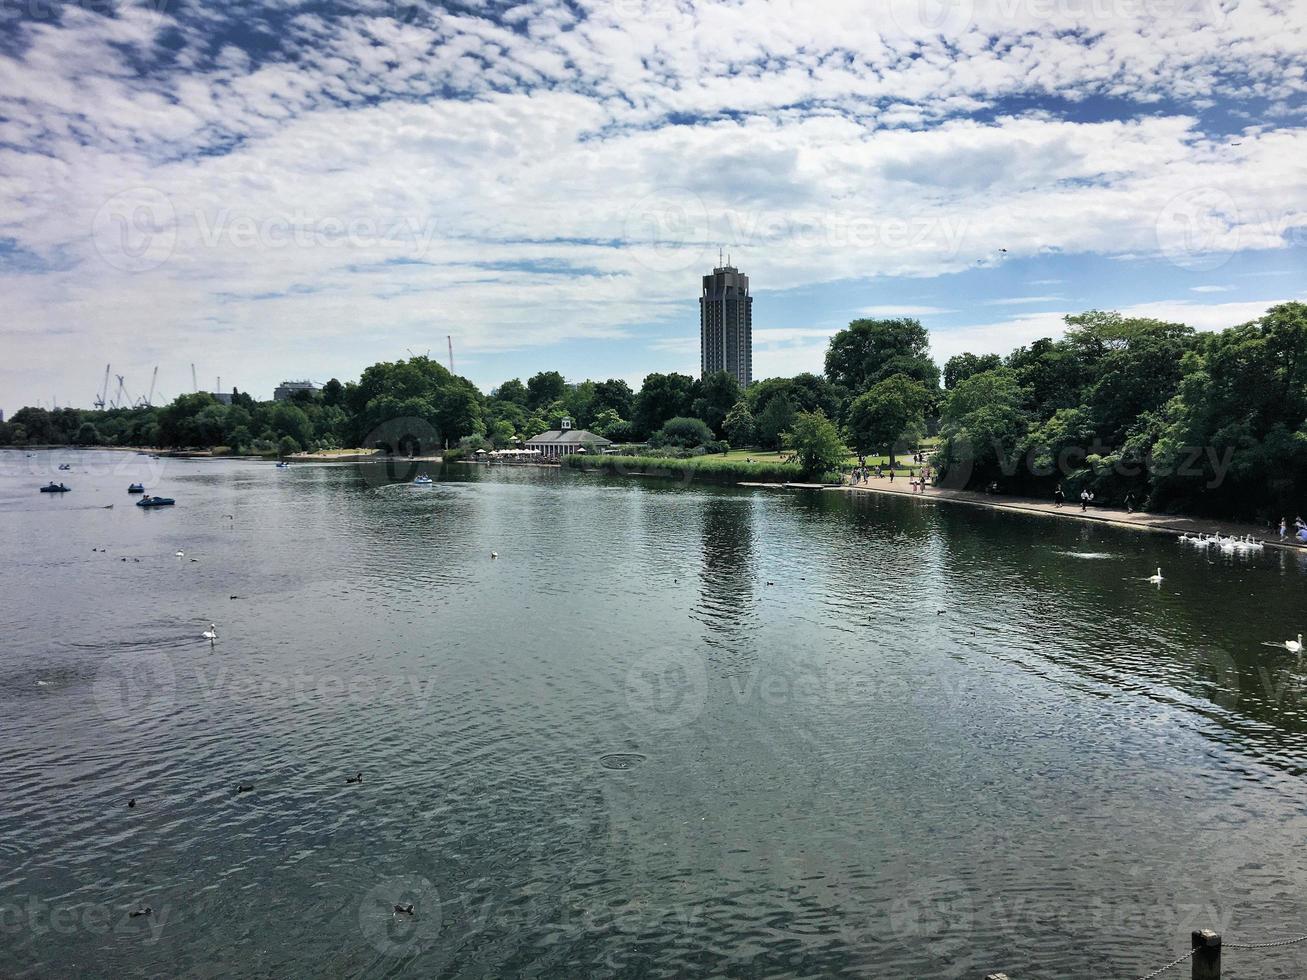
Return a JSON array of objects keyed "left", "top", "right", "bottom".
[{"left": 3, "top": 449, "right": 1307, "bottom": 979}]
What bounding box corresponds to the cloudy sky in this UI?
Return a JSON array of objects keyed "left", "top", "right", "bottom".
[{"left": 1, "top": 0, "right": 1304, "bottom": 409}]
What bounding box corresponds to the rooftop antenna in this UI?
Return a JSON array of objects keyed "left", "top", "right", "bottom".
[{"left": 718, "top": 245, "right": 723, "bottom": 268}]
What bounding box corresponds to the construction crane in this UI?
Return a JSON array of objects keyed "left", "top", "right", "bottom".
[
  {"left": 191, "top": 363, "right": 198, "bottom": 394},
  {"left": 113, "top": 375, "right": 130, "bottom": 409},
  {"left": 138, "top": 366, "right": 159, "bottom": 408},
  {"left": 94, "top": 364, "right": 110, "bottom": 410},
  {"left": 447, "top": 335, "right": 455, "bottom": 374}
]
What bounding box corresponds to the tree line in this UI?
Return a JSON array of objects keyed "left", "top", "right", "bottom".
[{"left": 4, "top": 301, "right": 1303, "bottom": 520}]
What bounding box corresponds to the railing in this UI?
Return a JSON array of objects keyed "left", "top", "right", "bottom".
[{"left": 985, "top": 926, "right": 1307, "bottom": 979}]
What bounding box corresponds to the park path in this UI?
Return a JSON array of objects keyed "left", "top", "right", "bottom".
[{"left": 836, "top": 476, "right": 1304, "bottom": 551}]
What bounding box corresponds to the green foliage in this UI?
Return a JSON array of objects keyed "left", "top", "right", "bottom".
[
  {"left": 691, "top": 370, "right": 741, "bottom": 438},
  {"left": 825, "top": 318, "right": 939, "bottom": 393},
  {"left": 632, "top": 372, "right": 696, "bottom": 438},
  {"left": 784, "top": 410, "right": 847, "bottom": 479},
  {"left": 562, "top": 453, "right": 804, "bottom": 483},
  {"left": 526, "top": 371, "right": 566, "bottom": 409},
  {"left": 755, "top": 394, "right": 795, "bottom": 450},
  {"left": 845, "top": 374, "right": 931, "bottom": 461},
  {"left": 651, "top": 416, "right": 714, "bottom": 449},
  {"left": 943, "top": 353, "right": 1002, "bottom": 390},
  {"left": 723, "top": 400, "right": 755, "bottom": 447}
]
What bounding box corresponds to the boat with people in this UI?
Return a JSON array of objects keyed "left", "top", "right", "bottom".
[
  {"left": 413, "top": 475, "right": 433, "bottom": 485},
  {"left": 58, "top": 463, "right": 71, "bottom": 471},
  {"left": 275, "top": 461, "right": 291, "bottom": 468},
  {"left": 128, "top": 483, "right": 145, "bottom": 493},
  {"left": 39, "top": 482, "right": 70, "bottom": 493},
  {"left": 135, "top": 495, "right": 175, "bottom": 508}
]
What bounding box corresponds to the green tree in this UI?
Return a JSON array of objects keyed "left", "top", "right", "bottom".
[
  {"left": 825, "top": 318, "right": 939, "bottom": 393},
  {"left": 723, "top": 401, "right": 755, "bottom": 448},
  {"left": 526, "top": 371, "right": 566, "bottom": 409},
  {"left": 845, "top": 374, "right": 931, "bottom": 464},
  {"left": 74, "top": 421, "right": 101, "bottom": 445},
  {"left": 278, "top": 435, "right": 301, "bottom": 457},
  {"left": 633, "top": 372, "right": 696, "bottom": 438},
  {"left": 784, "top": 410, "right": 847, "bottom": 479},
  {"left": 691, "top": 370, "right": 741, "bottom": 438},
  {"left": 651, "top": 416, "right": 714, "bottom": 449},
  {"left": 593, "top": 379, "right": 635, "bottom": 419},
  {"left": 943, "top": 352, "right": 1002, "bottom": 390},
  {"left": 755, "top": 394, "right": 795, "bottom": 450}
]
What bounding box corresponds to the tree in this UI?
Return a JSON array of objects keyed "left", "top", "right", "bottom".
[
  {"left": 632, "top": 372, "right": 696, "bottom": 438},
  {"left": 691, "top": 370, "right": 741, "bottom": 437},
  {"left": 825, "top": 318, "right": 939, "bottom": 393},
  {"left": 494, "top": 379, "right": 529, "bottom": 406},
  {"left": 723, "top": 401, "right": 755, "bottom": 448},
  {"left": 321, "top": 378, "right": 345, "bottom": 406},
  {"left": 943, "top": 353, "right": 1002, "bottom": 390},
  {"left": 845, "top": 374, "right": 931, "bottom": 464},
  {"left": 784, "top": 410, "right": 847, "bottom": 479},
  {"left": 593, "top": 379, "right": 635, "bottom": 420},
  {"left": 526, "top": 371, "right": 566, "bottom": 409},
  {"left": 651, "top": 416, "right": 714, "bottom": 449},
  {"left": 278, "top": 435, "right": 301, "bottom": 457},
  {"left": 755, "top": 394, "right": 795, "bottom": 450},
  {"left": 74, "top": 421, "right": 101, "bottom": 445}
]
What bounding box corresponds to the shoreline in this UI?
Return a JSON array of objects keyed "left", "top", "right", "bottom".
[{"left": 832, "top": 478, "right": 1305, "bottom": 552}]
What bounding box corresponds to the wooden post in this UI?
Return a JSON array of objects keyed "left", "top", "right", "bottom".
[{"left": 1191, "top": 929, "right": 1221, "bottom": 980}]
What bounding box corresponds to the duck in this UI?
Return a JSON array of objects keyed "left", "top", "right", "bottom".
[
  {"left": 394, "top": 904, "right": 415, "bottom": 915},
  {"left": 491, "top": 551, "right": 498, "bottom": 559},
  {"left": 129, "top": 907, "right": 152, "bottom": 918},
  {"left": 129, "top": 798, "right": 136, "bottom": 808},
  {"left": 345, "top": 771, "right": 362, "bottom": 784},
  {"left": 236, "top": 784, "right": 254, "bottom": 793}
]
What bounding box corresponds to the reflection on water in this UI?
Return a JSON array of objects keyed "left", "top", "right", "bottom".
[{"left": 3, "top": 448, "right": 1307, "bottom": 978}]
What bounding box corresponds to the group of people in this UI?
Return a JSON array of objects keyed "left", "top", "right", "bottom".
[
  {"left": 847, "top": 456, "right": 933, "bottom": 493},
  {"left": 1279, "top": 517, "right": 1307, "bottom": 543},
  {"left": 1052, "top": 482, "right": 1099, "bottom": 512}
]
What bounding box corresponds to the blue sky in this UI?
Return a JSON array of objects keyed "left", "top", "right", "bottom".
[{"left": 1, "top": 0, "right": 1304, "bottom": 409}]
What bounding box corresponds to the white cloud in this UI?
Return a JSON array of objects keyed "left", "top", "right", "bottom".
[{"left": 1, "top": 0, "right": 1306, "bottom": 404}]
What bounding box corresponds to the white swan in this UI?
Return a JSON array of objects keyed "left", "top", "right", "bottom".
[
  {"left": 202, "top": 624, "right": 218, "bottom": 641},
  {"left": 1263, "top": 633, "right": 1304, "bottom": 654},
  {"left": 175, "top": 551, "right": 185, "bottom": 558},
  {"left": 1147, "top": 567, "right": 1164, "bottom": 584}
]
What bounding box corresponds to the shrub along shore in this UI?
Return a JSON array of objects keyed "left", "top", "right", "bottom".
[{"left": 561, "top": 453, "right": 809, "bottom": 483}]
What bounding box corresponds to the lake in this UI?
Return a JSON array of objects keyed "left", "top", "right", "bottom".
[{"left": 3, "top": 449, "right": 1307, "bottom": 978}]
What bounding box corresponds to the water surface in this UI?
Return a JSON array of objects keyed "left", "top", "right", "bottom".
[{"left": 3, "top": 449, "right": 1307, "bottom": 978}]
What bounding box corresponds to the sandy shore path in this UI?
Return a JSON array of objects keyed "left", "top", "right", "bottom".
[{"left": 837, "top": 477, "right": 1304, "bottom": 551}]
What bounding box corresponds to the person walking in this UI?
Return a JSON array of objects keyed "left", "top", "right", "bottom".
[
  {"left": 1124, "top": 492, "right": 1135, "bottom": 514},
  {"left": 1054, "top": 483, "right": 1064, "bottom": 508},
  {"left": 1280, "top": 517, "right": 1288, "bottom": 541},
  {"left": 1080, "top": 489, "right": 1089, "bottom": 512}
]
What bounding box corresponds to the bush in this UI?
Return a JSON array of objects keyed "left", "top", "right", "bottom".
[
  {"left": 443, "top": 447, "right": 468, "bottom": 463},
  {"left": 562, "top": 453, "right": 805, "bottom": 483},
  {"left": 650, "top": 416, "right": 714, "bottom": 449}
]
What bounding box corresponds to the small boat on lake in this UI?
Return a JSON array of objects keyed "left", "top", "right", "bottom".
[
  {"left": 413, "top": 475, "right": 433, "bottom": 485},
  {"left": 128, "top": 483, "right": 145, "bottom": 493},
  {"left": 39, "top": 482, "right": 70, "bottom": 493},
  {"left": 135, "top": 495, "right": 175, "bottom": 508},
  {"left": 58, "top": 463, "right": 71, "bottom": 471},
  {"left": 275, "top": 461, "right": 291, "bottom": 469}
]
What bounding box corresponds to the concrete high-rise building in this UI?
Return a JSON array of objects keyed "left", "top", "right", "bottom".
[{"left": 699, "top": 258, "right": 752, "bottom": 386}]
